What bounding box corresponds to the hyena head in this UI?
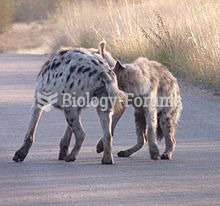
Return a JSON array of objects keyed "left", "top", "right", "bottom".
[
  {"left": 97, "top": 41, "right": 116, "bottom": 68},
  {"left": 112, "top": 60, "right": 128, "bottom": 91}
]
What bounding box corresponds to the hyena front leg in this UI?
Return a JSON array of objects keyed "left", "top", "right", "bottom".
[
  {"left": 97, "top": 106, "right": 114, "bottom": 164},
  {"left": 159, "top": 115, "right": 176, "bottom": 160},
  {"left": 58, "top": 126, "right": 72, "bottom": 160},
  {"left": 13, "top": 101, "right": 43, "bottom": 162},
  {"left": 96, "top": 106, "right": 126, "bottom": 153},
  {"left": 146, "top": 106, "right": 161, "bottom": 160},
  {"left": 118, "top": 107, "right": 146, "bottom": 157},
  {"left": 64, "top": 108, "right": 85, "bottom": 162}
]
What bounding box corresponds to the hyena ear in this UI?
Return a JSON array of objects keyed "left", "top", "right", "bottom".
[
  {"left": 114, "top": 60, "right": 125, "bottom": 72},
  {"left": 98, "top": 41, "right": 106, "bottom": 57}
]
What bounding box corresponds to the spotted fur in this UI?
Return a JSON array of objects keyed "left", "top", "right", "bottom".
[
  {"left": 13, "top": 47, "right": 127, "bottom": 164},
  {"left": 96, "top": 42, "right": 182, "bottom": 160}
]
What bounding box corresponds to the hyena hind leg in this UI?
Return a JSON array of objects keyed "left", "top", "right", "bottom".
[
  {"left": 97, "top": 106, "right": 114, "bottom": 164},
  {"left": 159, "top": 115, "right": 176, "bottom": 160},
  {"left": 118, "top": 107, "right": 146, "bottom": 157},
  {"left": 58, "top": 126, "right": 73, "bottom": 160},
  {"left": 146, "top": 108, "right": 161, "bottom": 160},
  {"left": 13, "top": 101, "right": 43, "bottom": 162},
  {"left": 96, "top": 106, "right": 126, "bottom": 154},
  {"left": 63, "top": 108, "right": 85, "bottom": 162}
]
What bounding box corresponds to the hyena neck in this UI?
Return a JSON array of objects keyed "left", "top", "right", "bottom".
[
  {"left": 114, "top": 69, "right": 130, "bottom": 93},
  {"left": 103, "top": 51, "right": 116, "bottom": 68}
]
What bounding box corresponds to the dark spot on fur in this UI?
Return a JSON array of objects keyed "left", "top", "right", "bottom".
[
  {"left": 54, "top": 82, "right": 56, "bottom": 86},
  {"left": 74, "top": 50, "right": 84, "bottom": 54},
  {"left": 44, "top": 60, "right": 50, "bottom": 67},
  {"left": 43, "top": 65, "right": 50, "bottom": 75},
  {"left": 69, "top": 82, "right": 74, "bottom": 89},
  {"left": 38, "top": 60, "right": 50, "bottom": 77},
  {"left": 47, "top": 73, "right": 50, "bottom": 83},
  {"left": 70, "top": 66, "right": 76, "bottom": 73},
  {"left": 97, "top": 72, "right": 107, "bottom": 80},
  {"left": 94, "top": 86, "right": 106, "bottom": 97},
  {"left": 78, "top": 58, "right": 83, "bottom": 61},
  {"left": 66, "top": 74, "right": 71, "bottom": 82},
  {"left": 59, "top": 50, "right": 69, "bottom": 56},
  {"left": 65, "top": 59, "right": 71, "bottom": 64},
  {"left": 68, "top": 122, "right": 73, "bottom": 127},
  {"left": 82, "top": 67, "right": 90, "bottom": 73},
  {"left": 59, "top": 72, "right": 63, "bottom": 77},
  {"left": 98, "top": 59, "right": 104, "bottom": 64},
  {"left": 88, "top": 70, "right": 98, "bottom": 77},
  {"left": 55, "top": 61, "right": 61, "bottom": 67},
  {"left": 78, "top": 79, "right": 81, "bottom": 85},
  {"left": 81, "top": 86, "right": 84, "bottom": 90},
  {"left": 77, "top": 66, "right": 84, "bottom": 74},
  {"left": 107, "top": 70, "right": 115, "bottom": 78},
  {"left": 91, "top": 59, "right": 99, "bottom": 66},
  {"left": 55, "top": 73, "right": 59, "bottom": 78},
  {"left": 54, "top": 104, "right": 62, "bottom": 109},
  {"left": 51, "top": 61, "right": 61, "bottom": 70}
]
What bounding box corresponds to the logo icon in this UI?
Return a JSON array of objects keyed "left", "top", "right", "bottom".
[{"left": 37, "top": 92, "right": 58, "bottom": 112}]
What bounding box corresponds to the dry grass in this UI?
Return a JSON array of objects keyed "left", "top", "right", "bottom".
[
  {"left": 52, "top": 0, "right": 220, "bottom": 87},
  {"left": 0, "top": 21, "right": 57, "bottom": 54}
]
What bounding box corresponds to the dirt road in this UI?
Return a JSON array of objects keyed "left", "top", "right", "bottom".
[{"left": 0, "top": 54, "right": 220, "bottom": 206}]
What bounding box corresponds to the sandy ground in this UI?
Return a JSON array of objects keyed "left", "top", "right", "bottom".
[{"left": 0, "top": 54, "right": 220, "bottom": 206}]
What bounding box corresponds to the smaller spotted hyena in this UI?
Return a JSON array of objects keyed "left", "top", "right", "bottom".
[
  {"left": 96, "top": 42, "right": 182, "bottom": 160},
  {"left": 13, "top": 48, "right": 126, "bottom": 164}
]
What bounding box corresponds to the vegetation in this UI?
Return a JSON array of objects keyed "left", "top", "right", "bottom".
[
  {"left": 53, "top": 0, "right": 220, "bottom": 87},
  {"left": 0, "top": 0, "right": 14, "bottom": 33},
  {"left": 12, "top": 0, "right": 59, "bottom": 22},
  {"left": 0, "top": 0, "right": 220, "bottom": 87}
]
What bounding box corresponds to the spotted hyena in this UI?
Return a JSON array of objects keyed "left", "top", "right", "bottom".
[
  {"left": 96, "top": 42, "right": 182, "bottom": 160},
  {"left": 13, "top": 48, "right": 126, "bottom": 164}
]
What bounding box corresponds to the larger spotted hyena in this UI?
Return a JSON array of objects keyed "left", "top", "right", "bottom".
[
  {"left": 13, "top": 48, "right": 126, "bottom": 164},
  {"left": 96, "top": 42, "right": 182, "bottom": 160}
]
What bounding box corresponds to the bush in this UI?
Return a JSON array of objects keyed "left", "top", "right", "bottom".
[{"left": 0, "top": 0, "right": 14, "bottom": 33}]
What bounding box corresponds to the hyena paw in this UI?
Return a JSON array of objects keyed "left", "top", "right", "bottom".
[
  {"left": 161, "top": 152, "right": 173, "bottom": 160},
  {"left": 150, "top": 152, "right": 161, "bottom": 160},
  {"left": 13, "top": 147, "right": 29, "bottom": 162},
  {"left": 64, "top": 154, "right": 76, "bottom": 162},
  {"left": 96, "top": 140, "right": 104, "bottom": 153},
  {"left": 149, "top": 145, "right": 161, "bottom": 160},
  {"left": 58, "top": 152, "right": 67, "bottom": 160},
  {"left": 58, "top": 147, "right": 69, "bottom": 160},
  {"left": 101, "top": 155, "right": 114, "bottom": 165},
  {"left": 117, "top": 150, "right": 131, "bottom": 157}
]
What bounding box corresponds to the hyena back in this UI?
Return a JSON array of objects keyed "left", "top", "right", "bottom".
[
  {"left": 13, "top": 48, "right": 126, "bottom": 164},
  {"left": 96, "top": 42, "right": 182, "bottom": 160}
]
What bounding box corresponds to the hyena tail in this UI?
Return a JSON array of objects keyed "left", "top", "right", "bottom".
[
  {"left": 98, "top": 41, "right": 116, "bottom": 68},
  {"left": 157, "top": 112, "right": 164, "bottom": 141},
  {"left": 157, "top": 120, "right": 164, "bottom": 141},
  {"left": 105, "top": 81, "right": 127, "bottom": 113}
]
